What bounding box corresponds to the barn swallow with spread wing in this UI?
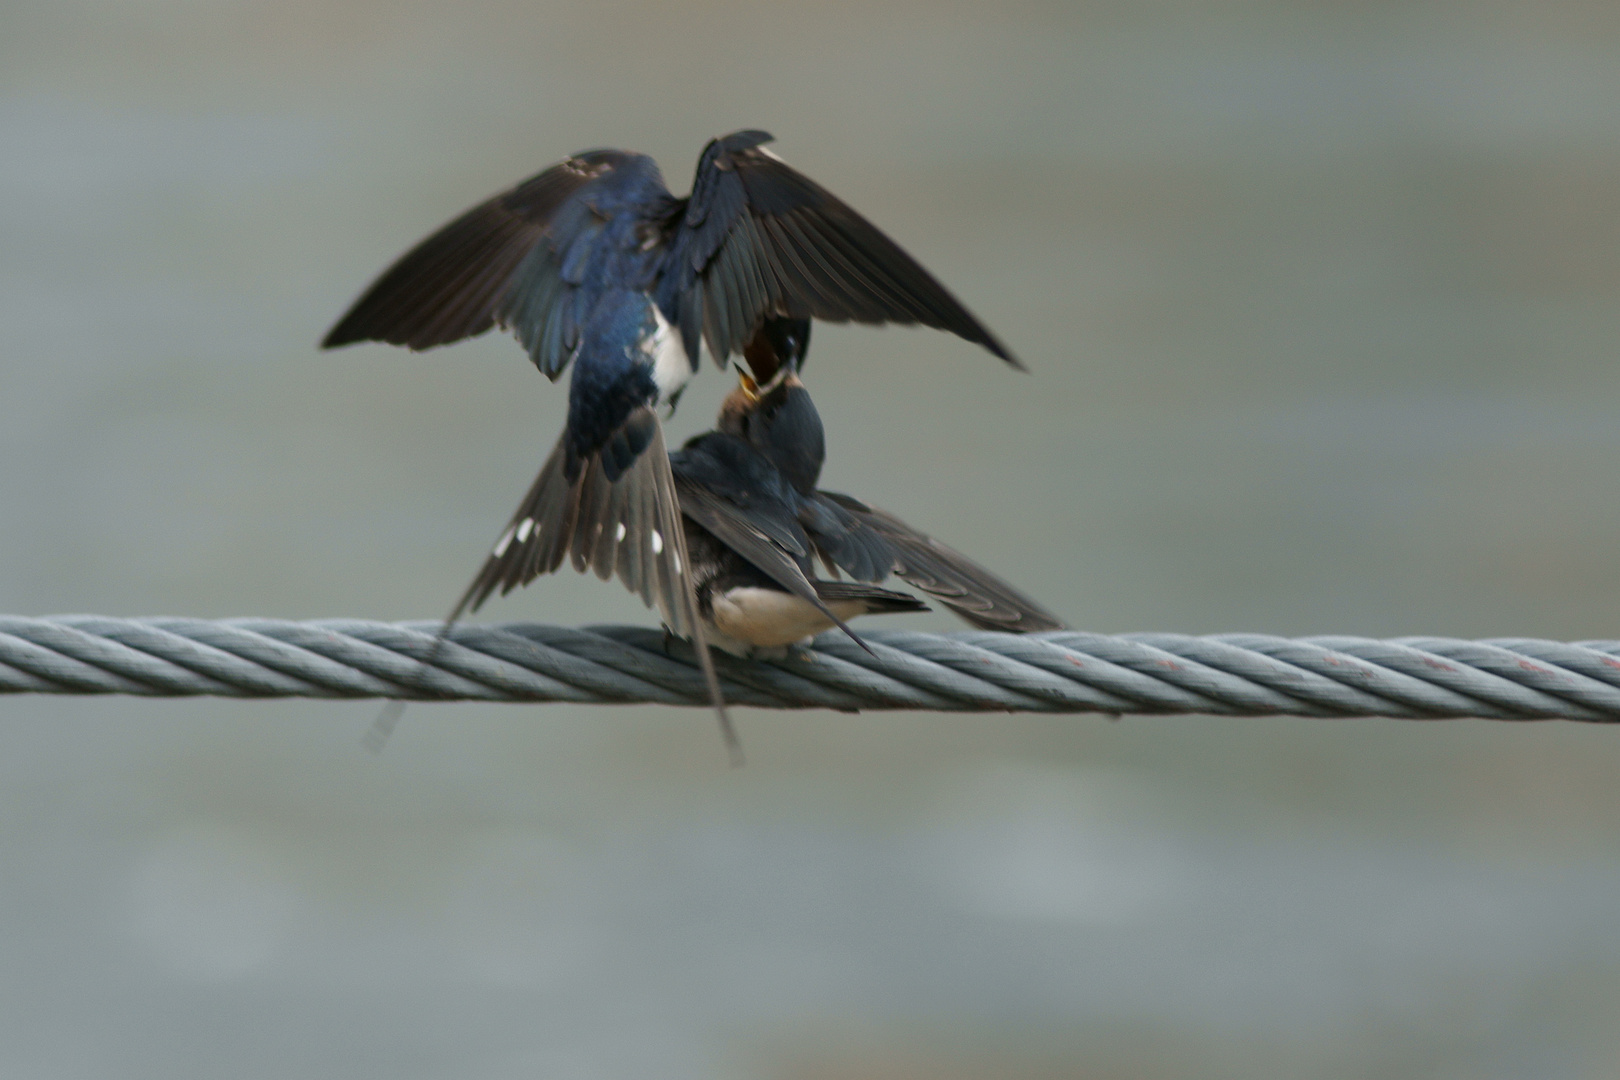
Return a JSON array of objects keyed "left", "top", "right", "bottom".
[{"left": 323, "top": 131, "right": 1019, "bottom": 746}]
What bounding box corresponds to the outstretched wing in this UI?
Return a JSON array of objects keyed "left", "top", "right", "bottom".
[
  {"left": 658, "top": 130, "right": 1020, "bottom": 370},
  {"left": 817, "top": 492, "right": 1067, "bottom": 632},
  {"left": 321, "top": 150, "right": 638, "bottom": 379}
]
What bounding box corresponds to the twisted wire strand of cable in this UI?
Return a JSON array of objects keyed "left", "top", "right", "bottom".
[{"left": 5, "top": 616, "right": 1620, "bottom": 720}]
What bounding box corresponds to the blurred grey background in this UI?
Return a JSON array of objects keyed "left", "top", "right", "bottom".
[{"left": 5, "top": 0, "right": 1620, "bottom": 1076}]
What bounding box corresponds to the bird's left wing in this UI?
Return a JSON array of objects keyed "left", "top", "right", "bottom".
[{"left": 658, "top": 131, "right": 1020, "bottom": 370}]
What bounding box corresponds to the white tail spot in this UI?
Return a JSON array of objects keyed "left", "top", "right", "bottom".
[
  {"left": 672, "top": 555, "right": 681, "bottom": 573},
  {"left": 492, "top": 526, "right": 516, "bottom": 557},
  {"left": 515, "top": 518, "right": 534, "bottom": 542},
  {"left": 615, "top": 522, "right": 627, "bottom": 542},
  {"left": 651, "top": 529, "right": 664, "bottom": 554}
]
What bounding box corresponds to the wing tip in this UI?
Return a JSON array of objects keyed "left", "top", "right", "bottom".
[
  {"left": 321, "top": 306, "right": 405, "bottom": 351},
  {"left": 714, "top": 129, "right": 775, "bottom": 155},
  {"left": 319, "top": 318, "right": 479, "bottom": 354},
  {"left": 988, "top": 338, "right": 1026, "bottom": 371},
  {"left": 960, "top": 321, "right": 1022, "bottom": 370},
  {"left": 320, "top": 322, "right": 362, "bottom": 350}
]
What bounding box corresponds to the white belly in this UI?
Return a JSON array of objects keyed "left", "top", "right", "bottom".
[
  {"left": 707, "top": 587, "right": 866, "bottom": 652},
  {"left": 644, "top": 306, "right": 693, "bottom": 405}
]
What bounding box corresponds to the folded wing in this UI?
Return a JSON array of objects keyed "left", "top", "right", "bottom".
[
  {"left": 671, "top": 432, "right": 869, "bottom": 646},
  {"left": 816, "top": 492, "right": 1067, "bottom": 632}
]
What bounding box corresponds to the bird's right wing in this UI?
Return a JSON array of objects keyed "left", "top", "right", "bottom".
[{"left": 817, "top": 492, "right": 1068, "bottom": 632}]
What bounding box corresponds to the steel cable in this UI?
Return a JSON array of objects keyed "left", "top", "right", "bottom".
[{"left": 2, "top": 616, "right": 1619, "bottom": 721}]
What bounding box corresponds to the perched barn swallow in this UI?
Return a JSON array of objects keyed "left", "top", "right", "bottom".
[
  {"left": 675, "top": 401, "right": 931, "bottom": 656},
  {"left": 691, "top": 365, "right": 1069, "bottom": 644},
  {"left": 462, "top": 361, "right": 1063, "bottom": 667},
  {"left": 324, "top": 131, "right": 1019, "bottom": 742}
]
